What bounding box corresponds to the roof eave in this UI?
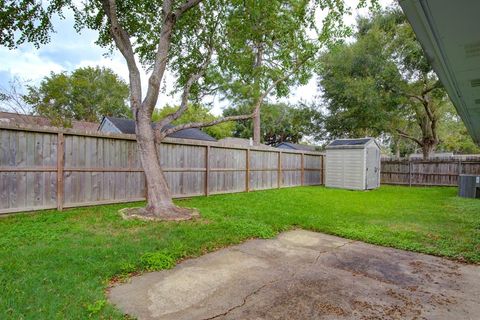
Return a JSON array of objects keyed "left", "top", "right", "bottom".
[
  {"left": 326, "top": 145, "right": 366, "bottom": 150},
  {"left": 399, "top": 0, "right": 480, "bottom": 145}
]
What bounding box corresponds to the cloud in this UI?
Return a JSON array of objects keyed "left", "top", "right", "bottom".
[
  {"left": 0, "top": 47, "right": 64, "bottom": 83},
  {"left": 0, "top": 11, "right": 93, "bottom": 85}
]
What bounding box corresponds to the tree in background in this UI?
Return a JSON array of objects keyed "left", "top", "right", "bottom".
[
  {"left": 214, "top": 0, "right": 350, "bottom": 145},
  {"left": 0, "top": 77, "right": 33, "bottom": 114},
  {"left": 24, "top": 66, "right": 130, "bottom": 126},
  {"left": 318, "top": 8, "right": 461, "bottom": 159},
  {"left": 224, "top": 102, "right": 322, "bottom": 146},
  {"left": 437, "top": 103, "right": 480, "bottom": 154},
  {"left": 317, "top": 13, "right": 405, "bottom": 140},
  {"left": 152, "top": 105, "right": 234, "bottom": 139}
]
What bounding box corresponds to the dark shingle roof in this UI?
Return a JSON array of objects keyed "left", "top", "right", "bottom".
[
  {"left": 165, "top": 125, "right": 216, "bottom": 141},
  {"left": 276, "top": 142, "right": 319, "bottom": 151},
  {"left": 104, "top": 116, "right": 216, "bottom": 141},
  {"left": 328, "top": 138, "right": 371, "bottom": 146},
  {"left": 106, "top": 116, "right": 136, "bottom": 133}
]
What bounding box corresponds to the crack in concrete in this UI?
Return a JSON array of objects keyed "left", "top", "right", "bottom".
[
  {"left": 201, "top": 278, "right": 282, "bottom": 320},
  {"left": 312, "top": 240, "right": 356, "bottom": 266},
  {"left": 201, "top": 240, "right": 356, "bottom": 320}
]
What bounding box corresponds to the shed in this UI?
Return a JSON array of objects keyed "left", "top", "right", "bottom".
[{"left": 325, "top": 138, "right": 380, "bottom": 190}]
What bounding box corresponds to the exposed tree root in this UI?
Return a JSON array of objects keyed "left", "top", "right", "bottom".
[{"left": 119, "top": 206, "right": 200, "bottom": 221}]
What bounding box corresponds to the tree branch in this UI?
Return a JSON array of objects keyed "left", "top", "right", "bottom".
[
  {"left": 406, "top": 94, "right": 423, "bottom": 104},
  {"left": 252, "top": 56, "right": 312, "bottom": 118},
  {"left": 142, "top": 1, "right": 174, "bottom": 114},
  {"left": 422, "top": 80, "right": 441, "bottom": 95},
  {"left": 142, "top": 0, "right": 205, "bottom": 115},
  {"left": 155, "top": 41, "right": 214, "bottom": 132},
  {"left": 264, "top": 60, "right": 308, "bottom": 102},
  {"left": 0, "top": 79, "right": 32, "bottom": 114},
  {"left": 175, "top": 0, "right": 204, "bottom": 17},
  {"left": 406, "top": 91, "right": 435, "bottom": 125},
  {"left": 421, "top": 96, "right": 435, "bottom": 123},
  {"left": 161, "top": 113, "right": 254, "bottom": 138},
  {"left": 100, "top": 0, "right": 142, "bottom": 110},
  {"left": 396, "top": 129, "right": 423, "bottom": 146},
  {"left": 418, "top": 76, "right": 438, "bottom": 123}
]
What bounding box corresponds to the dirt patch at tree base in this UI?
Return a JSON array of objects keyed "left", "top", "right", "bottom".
[{"left": 119, "top": 207, "right": 200, "bottom": 221}]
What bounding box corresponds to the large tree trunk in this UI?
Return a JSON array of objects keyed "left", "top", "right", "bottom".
[
  {"left": 136, "top": 118, "right": 172, "bottom": 210},
  {"left": 253, "top": 106, "right": 261, "bottom": 145},
  {"left": 395, "top": 144, "right": 401, "bottom": 159},
  {"left": 252, "top": 44, "right": 263, "bottom": 145},
  {"left": 102, "top": 0, "right": 202, "bottom": 221},
  {"left": 421, "top": 138, "right": 437, "bottom": 160},
  {"left": 131, "top": 113, "right": 197, "bottom": 220},
  {"left": 418, "top": 113, "right": 438, "bottom": 160}
]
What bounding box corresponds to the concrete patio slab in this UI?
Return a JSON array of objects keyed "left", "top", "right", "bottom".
[{"left": 108, "top": 230, "right": 480, "bottom": 320}]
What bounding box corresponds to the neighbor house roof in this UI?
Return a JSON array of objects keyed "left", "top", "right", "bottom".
[
  {"left": 100, "top": 116, "right": 217, "bottom": 141},
  {"left": 217, "top": 137, "right": 276, "bottom": 149},
  {"left": 276, "top": 142, "right": 319, "bottom": 152},
  {"left": 399, "top": 0, "right": 480, "bottom": 145},
  {"left": 0, "top": 111, "right": 99, "bottom": 131},
  {"left": 217, "top": 137, "right": 253, "bottom": 147},
  {"left": 409, "top": 152, "right": 453, "bottom": 159}
]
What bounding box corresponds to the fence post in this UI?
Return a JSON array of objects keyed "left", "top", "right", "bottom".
[
  {"left": 321, "top": 154, "right": 325, "bottom": 185},
  {"left": 277, "top": 151, "right": 282, "bottom": 188},
  {"left": 56, "top": 132, "right": 64, "bottom": 211},
  {"left": 301, "top": 153, "right": 304, "bottom": 186},
  {"left": 408, "top": 160, "right": 412, "bottom": 187},
  {"left": 245, "top": 148, "right": 250, "bottom": 192},
  {"left": 458, "top": 158, "right": 462, "bottom": 185},
  {"left": 144, "top": 174, "right": 148, "bottom": 202},
  {"left": 205, "top": 145, "right": 210, "bottom": 196}
]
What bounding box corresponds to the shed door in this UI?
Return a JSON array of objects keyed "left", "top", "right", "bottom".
[{"left": 366, "top": 147, "right": 380, "bottom": 189}]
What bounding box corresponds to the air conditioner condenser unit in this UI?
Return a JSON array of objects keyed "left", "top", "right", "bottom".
[{"left": 458, "top": 174, "right": 480, "bottom": 199}]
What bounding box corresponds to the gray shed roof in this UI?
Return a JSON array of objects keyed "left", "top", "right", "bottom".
[
  {"left": 103, "top": 116, "right": 216, "bottom": 141},
  {"left": 326, "top": 138, "right": 378, "bottom": 149}
]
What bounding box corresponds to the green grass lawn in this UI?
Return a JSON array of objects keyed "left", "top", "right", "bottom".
[{"left": 0, "top": 185, "right": 479, "bottom": 319}]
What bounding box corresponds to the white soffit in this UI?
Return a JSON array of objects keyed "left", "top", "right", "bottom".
[{"left": 400, "top": 0, "right": 480, "bottom": 145}]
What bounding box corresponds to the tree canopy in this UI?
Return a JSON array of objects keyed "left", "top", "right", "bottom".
[
  {"left": 317, "top": 7, "right": 470, "bottom": 158},
  {"left": 24, "top": 66, "right": 130, "bottom": 126}
]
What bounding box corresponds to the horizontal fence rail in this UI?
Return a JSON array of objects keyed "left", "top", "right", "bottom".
[
  {"left": 381, "top": 157, "right": 480, "bottom": 186},
  {"left": 0, "top": 125, "right": 325, "bottom": 215}
]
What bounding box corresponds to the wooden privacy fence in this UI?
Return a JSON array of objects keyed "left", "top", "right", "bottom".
[
  {"left": 0, "top": 125, "right": 325, "bottom": 215},
  {"left": 381, "top": 157, "right": 480, "bottom": 186}
]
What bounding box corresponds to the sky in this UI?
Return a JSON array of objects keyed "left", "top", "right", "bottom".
[{"left": 0, "top": 0, "right": 393, "bottom": 116}]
